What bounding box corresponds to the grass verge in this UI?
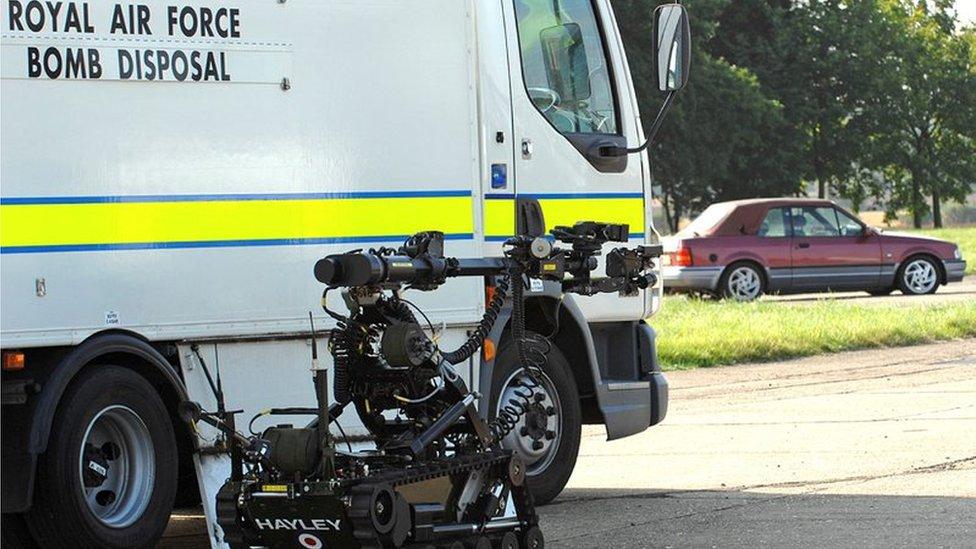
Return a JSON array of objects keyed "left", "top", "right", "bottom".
[
  {"left": 911, "top": 227, "right": 975, "bottom": 274},
  {"left": 654, "top": 297, "right": 976, "bottom": 370}
]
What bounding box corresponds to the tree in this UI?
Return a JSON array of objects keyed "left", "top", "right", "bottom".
[
  {"left": 865, "top": 0, "right": 976, "bottom": 227},
  {"left": 711, "top": 0, "right": 897, "bottom": 201},
  {"left": 613, "top": 0, "right": 804, "bottom": 232}
]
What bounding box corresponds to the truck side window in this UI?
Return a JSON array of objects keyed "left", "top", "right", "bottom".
[{"left": 513, "top": 0, "right": 619, "bottom": 135}]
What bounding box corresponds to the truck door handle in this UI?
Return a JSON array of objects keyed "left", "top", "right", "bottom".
[{"left": 797, "top": 242, "right": 810, "bottom": 249}]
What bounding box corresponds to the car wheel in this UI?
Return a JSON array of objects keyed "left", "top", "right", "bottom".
[
  {"left": 25, "top": 366, "right": 177, "bottom": 549},
  {"left": 720, "top": 262, "right": 765, "bottom": 302},
  {"left": 489, "top": 334, "right": 581, "bottom": 505},
  {"left": 898, "top": 256, "right": 940, "bottom": 295}
]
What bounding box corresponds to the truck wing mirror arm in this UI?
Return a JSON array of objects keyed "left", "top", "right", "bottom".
[{"left": 599, "top": 90, "right": 677, "bottom": 158}]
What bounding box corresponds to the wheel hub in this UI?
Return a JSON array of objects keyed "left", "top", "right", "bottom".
[
  {"left": 78, "top": 405, "right": 155, "bottom": 529},
  {"left": 904, "top": 260, "right": 936, "bottom": 293},
  {"left": 729, "top": 266, "right": 761, "bottom": 300},
  {"left": 497, "top": 371, "right": 561, "bottom": 474},
  {"left": 82, "top": 443, "right": 112, "bottom": 488}
]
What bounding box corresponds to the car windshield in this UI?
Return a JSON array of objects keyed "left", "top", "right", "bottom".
[{"left": 680, "top": 203, "right": 735, "bottom": 236}]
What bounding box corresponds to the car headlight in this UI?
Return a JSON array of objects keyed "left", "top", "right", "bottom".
[{"left": 954, "top": 247, "right": 962, "bottom": 260}]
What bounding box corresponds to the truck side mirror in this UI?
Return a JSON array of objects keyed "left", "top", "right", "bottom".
[
  {"left": 599, "top": 3, "right": 692, "bottom": 159},
  {"left": 653, "top": 4, "right": 691, "bottom": 92}
]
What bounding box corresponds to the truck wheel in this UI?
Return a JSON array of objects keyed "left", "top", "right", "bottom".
[
  {"left": 2, "top": 513, "right": 38, "bottom": 548},
  {"left": 489, "top": 334, "right": 581, "bottom": 505},
  {"left": 25, "top": 366, "right": 177, "bottom": 549}
]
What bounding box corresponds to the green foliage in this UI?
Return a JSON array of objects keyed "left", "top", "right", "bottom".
[
  {"left": 655, "top": 297, "right": 976, "bottom": 369},
  {"left": 613, "top": 0, "right": 976, "bottom": 230},
  {"left": 613, "top": 0, "right": 804, "bottom": 232},
  {"left": 863, "top": 1, "right": 976, "bottom": 228}
]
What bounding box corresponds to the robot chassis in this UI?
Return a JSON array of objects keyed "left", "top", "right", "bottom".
[{"left": 181, "top": 221, "right": 661, "bottom": 548}]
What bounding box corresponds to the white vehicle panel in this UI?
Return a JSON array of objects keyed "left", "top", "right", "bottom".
[{"left": 1, "top": 0, "right": 484, "bottom": 346}]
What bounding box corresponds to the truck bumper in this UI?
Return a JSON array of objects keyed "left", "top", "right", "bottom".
[
  {"left": 588, "top": 320, "right": 669, "bottom": 440},
  {"left": 648, "top": 371, "right": 668, "bottom": 427},
  {"left": 944, "top": 260, "right": 966, "bottom": 283},
  {"left": 662, "top": 266, "right": 723, "bottom": 291}
]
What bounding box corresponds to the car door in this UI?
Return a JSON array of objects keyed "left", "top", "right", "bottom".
[
  {"left": 754, "top": 207, "right": 794, "bottom": 292},
  {"left": 789, "top": 205, "right": 882, "bottom": 291}
]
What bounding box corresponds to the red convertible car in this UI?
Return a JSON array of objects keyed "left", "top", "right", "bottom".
[{"left": 662, "top": 198, "right": 967, "bottom": 301}]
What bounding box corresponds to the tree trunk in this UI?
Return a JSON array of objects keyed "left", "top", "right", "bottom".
[
  {"left": 910, "top": 167, "right": 923, "bottom": 229},
  {"left": 661, "top": 191, "right": 674, "bottom": 234},
  {"left": 932, "top": 187, "right": 942, "bottom": 228},
  {"left": 818, "top": 177, "right": 826, "bottom": 199}
]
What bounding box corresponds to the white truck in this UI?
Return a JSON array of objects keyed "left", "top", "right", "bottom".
[{"left": 1, "top": 1, "right": 689, "bottom": 547}]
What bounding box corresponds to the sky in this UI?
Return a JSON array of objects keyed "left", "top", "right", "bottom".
[{"left": 958, "top": 0, "right": 976, "bottom": 25}]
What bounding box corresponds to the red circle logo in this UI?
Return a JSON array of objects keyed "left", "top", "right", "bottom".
[{"left": 298, "top": 533, "right": 323, "bottom": 549}]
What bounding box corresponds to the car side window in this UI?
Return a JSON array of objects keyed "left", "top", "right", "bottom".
[
  {"left": 791, "top": 207, "right": 840, "bottom": 237},
  {"left": 513, "top": 0, "right": 619, "bottom": 135},
  {"left": 757, "top": 207, "right": 789, "bottom": 237},
  {"left": 835, "top": 209, "right": 864, "bottom": 237}
]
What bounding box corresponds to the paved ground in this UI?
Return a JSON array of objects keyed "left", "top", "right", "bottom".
[
  {"left": 765, "top": 274, "right": 975, "bottom": 306},
  {"left": 162, "top": 339, "right": 976, "bottom": 548}
]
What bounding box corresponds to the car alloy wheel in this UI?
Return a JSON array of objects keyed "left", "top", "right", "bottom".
[
  {"left": 902, "top": 258, "right": 938, "bottom": 294},
  {"left": 727, "top": 265, "right": 762, "bottom": 301}
]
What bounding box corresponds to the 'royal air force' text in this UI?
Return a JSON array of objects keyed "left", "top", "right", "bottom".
[{"left": 7, "top": 1, "right": 239, "bottom": 81}]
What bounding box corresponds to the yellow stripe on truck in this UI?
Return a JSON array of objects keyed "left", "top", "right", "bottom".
[
  {"left": 0, "top": 194, "right": 473, "bottom": 253},
  {"left": 484, "top": 195, "right": 644, "bottom": 241}
]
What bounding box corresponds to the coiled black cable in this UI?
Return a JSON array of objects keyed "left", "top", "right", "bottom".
[
  {"left": 329, "top": 320, "right": 370, "bottom": 405},
  {"left": 440, "top": 276, "right": 510, "bottom": 365},
  {"left": 487, "top": 268, "right": 551, "bottom": 443}
]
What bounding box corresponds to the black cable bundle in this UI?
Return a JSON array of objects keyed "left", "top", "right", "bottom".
[
  {"left": 487, "top": 268, "right": 551, "bottom": 443},
  {"left": 440, "top": 275, "right": 510, "bottom": 365},
  {"left": 329, "top": 320, "right": 363, "bottom": 405}
]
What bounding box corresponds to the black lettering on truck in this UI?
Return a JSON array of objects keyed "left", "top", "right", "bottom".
[
  {"left": 110, "top": 4, "right": 152, "bottom": 35},
  {"left": 27, "top": 46, "right": 102, "bottom": 79},
  {"left": 167, "top": 6, "right": 240, "bottom": 38},
  {"left": 117, "top": 49, "right": 230, "bottom": 82},
  {"left": 7, "top": 1, "right": 94, "bottom": 33}
]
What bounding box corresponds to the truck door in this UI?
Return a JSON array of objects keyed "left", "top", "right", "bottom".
[{"left": 502, "top": 0, "right": 648, "bottom": 321}]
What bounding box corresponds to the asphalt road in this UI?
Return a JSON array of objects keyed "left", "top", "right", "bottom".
[
  {"left": 765, "top": 274, "right": 975, "bottom": 305},
  {"left": 162, "top": 339, "right": 976, "bottom": 548}
]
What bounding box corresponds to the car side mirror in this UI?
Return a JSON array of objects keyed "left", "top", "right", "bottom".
[{"left": 653, "top": 4, "right": 691, "bottom": 91}]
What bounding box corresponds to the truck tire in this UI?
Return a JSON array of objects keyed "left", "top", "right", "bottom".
[
  {"left": 25, "top": 366, "right": 177, "bottom": 549},
  {"left": 2, "top": 513, "right": 38, "bottom": 548},
  {"left": 489, "top": 334, "right": 581, "bottom": 505}
]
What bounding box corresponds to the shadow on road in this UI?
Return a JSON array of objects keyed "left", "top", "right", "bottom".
[
  {"left": 543, "top": 487, "right": 976, "bottom": 548},
  {"left": 160, "top": 486, "right": 976, "bottom": 548}
]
